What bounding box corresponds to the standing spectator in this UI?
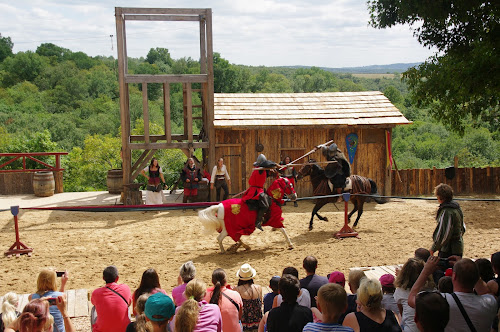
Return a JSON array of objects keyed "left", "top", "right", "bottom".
[
  {"left": 430, "top": 184, "right": 465, "bottom": 259},
  {"left": 211, "top": 157, "right": 231, "bottom": 201},
  {"left": 173, "top": 279, "right": 222, "bottom": 332},
  {"left": 408, "top": 256, "right": 497, "bottom": 332},
  {"left": 205, "top": 268, "right": 243, "bottom": 332},
  {"left": 267, "top": 274, "right": 313, "bottom": 332},
  {"left": 144, "top": 293, "right": 175, "bottom": 332},
  {"left": 342, "top": 278, "right": 401, "bottom": 332},
  {"left": 91, "top": 265, "right": 132, "bottom": 332},
  {"left": 126, "top": 293, "right": 151, "bottom": 332},
  {"left": 413, "top": 291, "right": 449, "bottom": 332},
  {"left": 172, "top": 261, "right": 196, "bottom": 307},
  {"left": 379, "top": 274, "right": 399, "bottom": 317},
  {"left": 141, "top": 158, "right": 166, "bottom": 205},
  {"left": 132, "top": 269, "right": 167, "bottom": 316},
  {"left": 0, "top": 292, "right": 19, "bottom": 332},
  {"left": 338, "top": 270, "right": 366, "bottom": 324},
  {"left": 263, "top": 276, "right": 280, "bottom": 314},
  {"left": 300, "top": 256, "right": 329, "bottom": 308},
  {"left": 29, "top": 269, "right": 68, "bottom": 332},
  {"left": 273, "top": 267, "right": 311, "bottom": 309},
  {"left": 181, "top": 158, "right": 202, "bottom": 205},
  {"left": 303, "top": 283, "right": 354, "bottom": 332},
  {"left": 279, "top": 156, "right": 298, "bottom": 207},
  {"left": 235, "top": 263, "right": 263, "bottom": 331}
]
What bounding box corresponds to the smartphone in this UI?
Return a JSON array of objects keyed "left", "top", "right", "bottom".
[
  {"left": 56, "top": 271, "right": 65, "bottom": 277},
  {"left": 47, "top": 298, "right": 57, "bottom": 305}
]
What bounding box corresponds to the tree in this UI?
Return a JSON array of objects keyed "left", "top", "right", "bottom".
[
  {"left": 1, "top": 51, "right": 46, "bottom": 86},
  {"left": 0, "top": 33, "right": 13, "bottom": 62},
  {"left": 368, "top": 0, "right": 500, "bottom": 133},
  {"left": 146, "top": 47, "right": 173, "bottom": 66}
]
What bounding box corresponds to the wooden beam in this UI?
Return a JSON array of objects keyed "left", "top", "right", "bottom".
[
  {"left": 130, "top": 134, "right": 200, "bottom": 142},
  {"left": 142, "top": 83, "right": 149, "bottom": 144},
  {"left": 124, "top": 14, "right": 200, "bottom": 21},
  {"left": 216, "top": 143, "right": 242, "bottom": 147},
  {"left": 185, "top": 83, "right": 193, "bottom": 142},
  {"left": 163, "top": 83, "right": 171, "bottom": 143},
  {"left": 199, "top": 16, "right": 207, "bottom": 75},
  {"left": 278, "top": 147, "right": 306, "bottom": 151},
  {"left": 131, "top": 150, "right": 157, "bottom": 181},
  {"left": 125, "top": 74, "right": 208, "bottom": 84},
  {"left": 205, "top": 8, "right": 216, "bottom": 201},
  {"left": 130, "top": 142, "right": 209, "bottom": 150},
  {"left": 131, "top": 149, "right": 156, "bottom": 174},
  {"left": 118, "top": 8, "right": 208, "bottom": 15}
]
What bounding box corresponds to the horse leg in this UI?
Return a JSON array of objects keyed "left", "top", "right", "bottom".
[
  {"left": 353, "top": 200, "right": 364, "bottom": 227},
  {"left": 278, "top": 227, "right": 294, "bottom": 250},
  {"left": 239, "top": 240, "right": 251, "bottom": 251},
  {"left": 216, "top": 228, "right": 228, "bottom": 253},
  {"left": 227, "top": 241, "right": 242, "bottom": 253},
  {"left": 310, "top": 200, "right": 329, "bottom": 231},
  {"left": 347, "top": 200, "right": 358, "bottom": 224}
]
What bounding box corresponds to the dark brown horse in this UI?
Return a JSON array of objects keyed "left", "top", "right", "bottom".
[{"left": 297, "top": 159, "right": 386, "bottom": 230}]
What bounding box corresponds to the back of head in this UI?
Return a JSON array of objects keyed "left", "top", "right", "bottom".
[
  {"left": 282, "top": 266, "right": 299, "bottom": 279},
  {"left": 303, "top": 256, "right": 318, "bottom": 274},
  {"left": 279, "top": 274, "right": 300, "bottom": 304},
  {"left": 416, "top": 292, "right": 449, "bottom": 332},
  {"left": 19, "top": 299, "right": 53, "bottom": 332},
  {"left": 348, "top": 270, "right": 366, "bottom": 293},
  {"left": 414, "top": 248, "right": 431, "bottom": 262},
  {"left": 434, "top": 183, "right": 453, "bottom": 202},
  {"left": 136, "top": 269, "right": 160, "bottom": 300},
  {"left": 453, "top": 258, "right": 479, "bottom": 290},
  {"left": 395, "top": 258, "right": 424, "bottom": 290},
  {"left": 357, "top": 278, "right": 383, "bottom": 310},
  {"left": 177, "top": 279, "right": 206, "bottom": 332},
  {"left": 475, "top": 258, "right": 495, "bottom": 283},
  {"left": 328, "top": 271, "right": 346, "bottom": 288},
  {"left": 135, "top": 293, "right": 151, "bottom": 332},
  {"left": 438, "top": 276, "right": 453, "bottom": 293},
  {"left": 36, "top": 269, "right": 57, "bottom": 294},
  {"left": 103, "top": 265, "right": 119, "bottom": 284},
  {"left": 269, "top": 276, "right": 280, "bottom": 292},
  {"left": 2, "top": 292, "right": 19, "bottom": 329},
  {"left": 209, "top": 268, "right": 227, "bottom": 305},
  {"left": 144, "top": 293, "right": 175, "bottom": 330},
  {"left": 492, "top": 251, "right": 500, "bottom": 273},
  {"left": 317, "top": 283, "right": 347, "bottom": 317},
  {"left": 180, "top": 261, "right": 196, "bottom": 284}
]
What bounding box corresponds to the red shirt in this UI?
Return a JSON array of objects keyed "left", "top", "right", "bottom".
[
  {"left": 242, "top": 168, "right": 267, "bottom": 201},
  {"left": 91, "top": 282, "right": 132, "bottom": 332}
]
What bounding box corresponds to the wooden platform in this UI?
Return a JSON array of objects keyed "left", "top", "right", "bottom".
[
  {"left": 0, "top": 289, "right": 89, "bottom": 318},
  {"left": 350, "top": 264, "right": 402, "bottom": 281}
]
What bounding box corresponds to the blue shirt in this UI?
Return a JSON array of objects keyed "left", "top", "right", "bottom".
[
  {"left": 32, "top": 290, "right": 65, "bottom": 332},
  {"left": 263, "top": 292, "right": 278, "bottom": 313},
  {"left": 303, "top": 322, "right": 354, "bottom": 332}
]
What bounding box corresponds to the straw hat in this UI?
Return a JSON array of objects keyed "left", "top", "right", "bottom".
[{"left": 236, "top": 263, "right": 257, "bottom": 281}]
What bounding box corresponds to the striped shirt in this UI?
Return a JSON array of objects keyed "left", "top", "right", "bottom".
[
  {"left": 303, "top": 322, "right": 354, "bottom": 332},
  {"left": 431, "top": 201, "right": 465, "bottom": 254}
]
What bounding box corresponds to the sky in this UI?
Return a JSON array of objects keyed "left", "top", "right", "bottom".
[{"left": 0, "top": 0, "right": 435, "bottom": 68}]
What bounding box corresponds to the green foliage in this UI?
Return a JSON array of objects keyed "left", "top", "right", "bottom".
[
  {"left": 368, "top": 0, "right": 500, "bottom": 133},
  {"left": 146, "top": 47, "right": 173, "bottom": 67},
  {"left": 1, "top": 51, "right": 46, "bottom": 86},
  {"left": 0, "top": 33, "right": 13, "bottom": 62}
]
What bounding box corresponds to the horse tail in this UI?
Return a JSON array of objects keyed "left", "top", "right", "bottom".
[
  {"left": 198, "top": 204, "right": 224, "bottom": 234},
  {"left": 368, "top": 179, "right": 388, "bottom": 204}
]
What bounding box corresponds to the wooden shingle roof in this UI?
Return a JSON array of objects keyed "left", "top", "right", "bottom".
[{"left": 214, "top": 91, "right": 411, "bottom": 128}]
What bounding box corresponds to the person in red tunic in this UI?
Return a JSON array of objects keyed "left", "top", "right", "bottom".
[
  {"left": 181, "top": 158, "right": 202, "bottom": 204},
  {"left": 241, "top": 154, "right": 277, "bottom": 231}
]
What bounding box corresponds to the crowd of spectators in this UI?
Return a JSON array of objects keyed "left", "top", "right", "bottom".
[{"left": 1, "top": 251, "right": 498, "bottom": 332}]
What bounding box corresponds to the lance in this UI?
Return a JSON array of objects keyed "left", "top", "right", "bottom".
[{"left": 279, "top": 139, "right": 335, "bottom": 170}]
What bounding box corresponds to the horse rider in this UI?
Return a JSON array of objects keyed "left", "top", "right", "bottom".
[
  {"left": 279, "top": 156, "right": 298, "bottom": 207},
  {"left": 321, "top": 143, "right": 351, "bottom": 198},
  {"left": 241, "top": 154, "right": 278, "bottom": 231}
]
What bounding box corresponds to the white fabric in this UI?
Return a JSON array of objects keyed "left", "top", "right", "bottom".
[
  {"left": 276, "top": 288, "right": 311, "bottom": 308},
  {"left": 143, "top": 166, "right": 163, "bottom": 173},
  {"left": 381, "top": 293, "right": 399, "bottom": 315},
  {"left": 394, "top": 288, "right": 418, "bottom": 332},
  {"left": 145, "top": 190, "right": 164, "bottom": 205},
  {"left": 210, "top": 165, "right": 230, "bottom": 183},
  {"left": 443, "top": 292, "right": 497, "bottom": 332}
]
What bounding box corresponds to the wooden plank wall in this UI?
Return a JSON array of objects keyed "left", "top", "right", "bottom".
[
  {"left": 215, "top": 127, "right": 389, "bottom": 198},
  {"left": 0, "top": 171, "right": 64, "bottom": 195},
  {"left": 391, "top": 167, "right": 500, "bottom": 196}
]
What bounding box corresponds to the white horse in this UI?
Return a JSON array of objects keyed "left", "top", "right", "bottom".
[{"left": 198, "top": 177, "right": 296, "bottom": 253}]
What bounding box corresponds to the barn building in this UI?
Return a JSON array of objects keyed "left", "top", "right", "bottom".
[{"left": 212, "top": 91, "right": 411, "bottom": 197}]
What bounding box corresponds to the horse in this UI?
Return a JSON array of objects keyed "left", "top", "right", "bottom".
[
  {"left": 198, "top": 176, "right": 297, "bottom": 253},
  {"left": 296, "top": 159, "right": 386, "bottom": 230}
]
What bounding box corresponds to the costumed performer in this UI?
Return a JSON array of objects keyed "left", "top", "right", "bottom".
[
  {"left": 141, "top": 158, "right": 166, "bottom": 205},
  {"left": 210, "top": 157, "right": 231, "bottom": 201}
]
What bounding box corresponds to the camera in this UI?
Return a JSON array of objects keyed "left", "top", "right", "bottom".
[
  {"left": 438, "top": 257, "right": 449, "bottom": 268},
  {"left": 47, "top": 298, "right": 57, "bottom": 305},
  {"left": 56, "top": 271, "right": 65, "bottom": 277}
]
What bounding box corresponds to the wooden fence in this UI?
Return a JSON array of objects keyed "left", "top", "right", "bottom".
[{"left": 391, "top": 167, "right": 500, "bottom": 196}]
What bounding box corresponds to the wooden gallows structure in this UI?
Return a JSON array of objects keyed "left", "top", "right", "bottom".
[{"left": 115, "top": 8, "right": 215, "bottom": 202}]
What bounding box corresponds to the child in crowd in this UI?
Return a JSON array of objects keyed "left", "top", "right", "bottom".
[
  {"left": 437, "top": 276, "right": 453, "bottom": 293},
  {"left": 414, "top": 248, "right": 431, "bottom": 262},
  {"left": 338, "top": 269, "right": 366, "bottom": 324},
  {"left": 144, "top": 293, "right": 175, "bottom": 332},
  {"left": 328, "top": 271, "right": 346, "bottom": 288},
  {"left": 264, "top": 276, "right": 280, "bottom": 314},
  {"left": 303, "top": 283, "right": 354, "bottom": 332},
  {"left": 379, "top": 274, "right": 399, "bottom": 317},
  {"left": 0, "top": 292, "right": 19, "bottom": 332}
]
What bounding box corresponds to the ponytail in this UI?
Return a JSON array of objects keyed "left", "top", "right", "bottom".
[
  {"left": 18, "top": 299, "right": 52, "bottom": 332},
  {"left": 1, "top": 292, "right": 19, "bottom": 329},
  {"left": 209, "top": 281, "right": 222, "bottom": 305}
]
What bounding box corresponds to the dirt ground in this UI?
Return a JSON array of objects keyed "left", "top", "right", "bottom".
[{"left": 1, "top": 196, "right": 499, "bottom": 299}]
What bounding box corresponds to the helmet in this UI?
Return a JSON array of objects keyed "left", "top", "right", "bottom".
[
  {"left": 254, "top": 154, "right": 267, "bottom": 166},
  {"left": 328, "top": 143, "right": 338, "bottom": 152}
]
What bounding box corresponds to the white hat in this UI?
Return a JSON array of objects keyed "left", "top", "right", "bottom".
[{"left": 236, "top": 263, "right": 257, "bottom": 281}]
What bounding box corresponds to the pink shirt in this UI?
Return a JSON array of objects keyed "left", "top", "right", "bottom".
[
  {"left": 172, "top": 283, "right": 188, "bottom": 306},
  {"left": 205, "top": 286, "right": 243, "bottom": 332},
  {"left": 172, "top": 300, "right": 222, "bottom": 332},
  {"left": 91, "top": 282, "right": 132, "bottom": 332}
]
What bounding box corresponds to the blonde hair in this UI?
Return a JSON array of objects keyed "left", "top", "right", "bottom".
[
  {"left": 357, "top": 278, "right": 383, "bottom": 310},
  {"left": 2, "top": 292, "right": 19, "bottom": 329},
  {"left": 175, "top": 279, "right": 206, "bottom": 332},
  {"left": 36, "top": 270, "right": 57, "bottom": 295},
  {"left": 317, "top": 283, "right": 347, "bottom": 316},
  {"left": 394, "top": 258, "right": 424, "bottom": 290},
  {"left": 348, "top": 270, "right": 366, "bottom": 293},
  {"left": 135, "top": 293, "right": 153, "bottom": 332}
]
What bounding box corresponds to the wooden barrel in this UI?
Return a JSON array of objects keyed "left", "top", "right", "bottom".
[
  {"left": 33, "top": 171, "right": 55, "bottom": 197},
  {"left": 107, "top": 169, "right": 123, "bottom": 194},
  {"left": 193, "top": 182, "right": 210, "bottom": 202}
]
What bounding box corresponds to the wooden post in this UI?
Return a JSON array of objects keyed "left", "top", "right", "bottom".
[
  {"left": 205, "top": 9, "right": 216, "bottom": 201},
  {"left": 142, "top": 83, "right": 150, "bottom": 144},
  {"left": 54, "top": 171, "right": 63, "bottom": 193},
  {"left": 163, "top": 83, "right": 171, "bottom": 143}
]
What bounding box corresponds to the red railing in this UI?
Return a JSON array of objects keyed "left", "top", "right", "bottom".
[{"left": 0, "top": 152, "right": 68, "bottom": 173}]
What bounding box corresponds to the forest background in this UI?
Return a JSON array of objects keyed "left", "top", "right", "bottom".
[{"left": 0, "top": 35, "right": 498, "bottom": 192}]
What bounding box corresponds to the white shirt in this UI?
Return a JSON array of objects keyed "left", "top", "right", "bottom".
[
  {"left": 394, "top": 288, "right": 418, "bottom": 332},
  {"left": 276, "top": 288, "right": 311, "bottom": 308},
  {"left": 210, "top": 165, "right": 230, "bottom": 183},
  {"left": 443, "top": 292, "right": 497, "bottom": 332}
]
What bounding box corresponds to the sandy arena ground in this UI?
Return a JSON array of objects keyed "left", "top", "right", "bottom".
[{"left": 1, "top": 193, "right": 499, "bottom": 331}]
